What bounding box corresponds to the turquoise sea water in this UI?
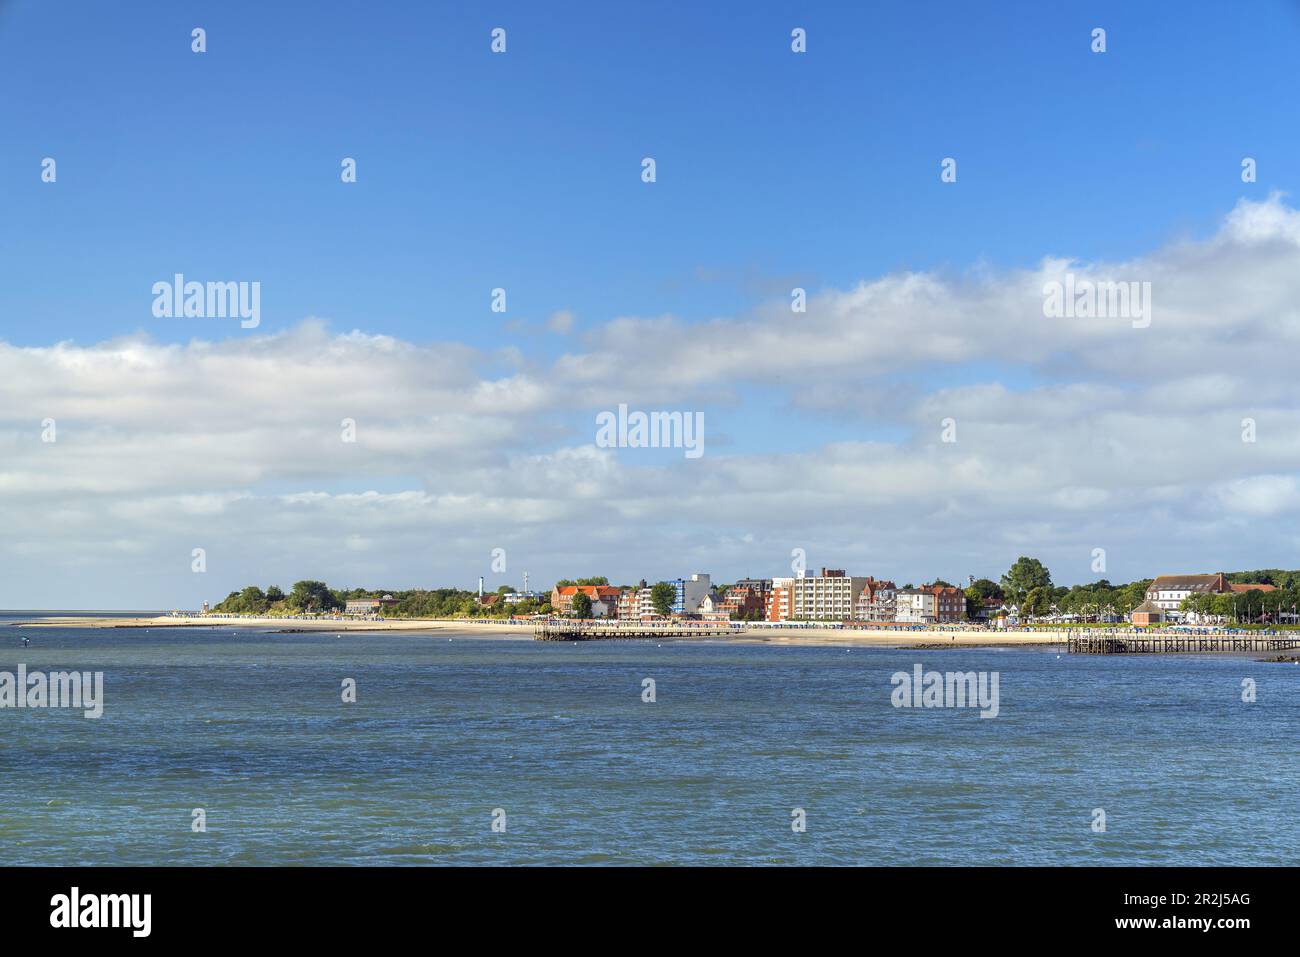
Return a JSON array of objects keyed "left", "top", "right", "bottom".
[{"left": 1, "top": 614, "right": 1296, "bottom": 866}]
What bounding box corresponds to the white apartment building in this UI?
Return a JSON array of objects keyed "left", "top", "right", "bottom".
[
  {"left": 677, "top": 573, "right": 713, "bottom": 615},
  {"left": 895, "top": 588, "right": 936, "bottom": 624},
  {"left": 1145, "top": 574, "right": 1228, "bottom": 612},
  {"left": 787, "top": 569, "right": 869, "bottom": 621}
]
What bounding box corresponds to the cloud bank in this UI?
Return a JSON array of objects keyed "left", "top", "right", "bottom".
[{"left": 4, "top": 196, "right": 1300, "bottom": 607}]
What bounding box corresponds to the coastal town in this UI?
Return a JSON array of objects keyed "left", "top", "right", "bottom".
[
  {"left": 205, "top": 560, "right": 1300, "bottom": 631},
  {"left": 523, "top": 569, "right": 1289, "bottom": 629}
]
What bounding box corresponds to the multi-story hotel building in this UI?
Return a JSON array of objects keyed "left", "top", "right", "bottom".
[
  {"left": 618, "top": 584, "right": 646, "bottom": 620},
  {"left": 769, "top": 569, "right": 869, "bottom": 621},
  {"left": 767, "top": 577, "right": 794, "bottom": 622},
  {"left": 671, "top": 573, "right": 713, "bottom": 615}
]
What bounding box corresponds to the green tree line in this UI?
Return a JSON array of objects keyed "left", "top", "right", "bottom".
[{"left": 211, "top": 581, "right": 554, "bottom": 618}]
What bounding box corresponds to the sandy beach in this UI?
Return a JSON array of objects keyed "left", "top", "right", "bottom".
[
  {"left": 16, "top": 615, "right": 496, "bottom": 634},
  {"left": 15, "top": 615, "right": 1064, "bottom": 648}
]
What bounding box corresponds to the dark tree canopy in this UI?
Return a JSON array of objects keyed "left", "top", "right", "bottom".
[
  {"left": 650, "top": 581, "right": 677, "bottom": 617},
  {"left": 571, "top": 591, "right": 593, "bottom": 618},
  {"left": 1001, "top": 557, "right": 1052, "bottom": 600}
]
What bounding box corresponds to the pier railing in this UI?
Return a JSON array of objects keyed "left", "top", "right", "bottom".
[
  {"left": 534, "top": 620, "right": 740, "bottom": 641},
  {"left": 1067, "top": 633, "right": 1300, "bottom": 654}
]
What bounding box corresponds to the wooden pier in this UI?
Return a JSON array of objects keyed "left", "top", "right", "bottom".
[
  {"left": 1067, "top": 633, "right": 1300, "bottom": 655},
  {"left": 533, "top": 621, "right": 738, "bottom": 641}
]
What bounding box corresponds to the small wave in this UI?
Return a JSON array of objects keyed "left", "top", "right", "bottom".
[{"left": 375, "top": 843, "right": 461, "bottom": 856}]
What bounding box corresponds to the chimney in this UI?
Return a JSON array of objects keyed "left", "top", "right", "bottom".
[{"left": 478, "top": 576, "right": 484, "bottom": 597}]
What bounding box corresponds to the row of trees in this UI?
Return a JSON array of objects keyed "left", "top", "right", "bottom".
[
  {"left": 1227, "top": 569, "right": 1300, "bottom": 591},
  {"left": 210, "top": 576, "right": 684, "bottom": 620},
  {"left": 212, "top": 577, "right": 693, "bottom": 620},
  {"left": 212, "top": 581, "right": 555, "bottom": 619},
  {"left": 982, "top": 557, "right": 1300, "bottom": 623},
  {"left": 983, "top": 556, "right": 1155, "bottom": 619},
  {"left": 212, "top": 582, "right": 325, "bottom": 614},
  {"left": 1182, "top": 587, "right": 1300, "bottom": 624}
]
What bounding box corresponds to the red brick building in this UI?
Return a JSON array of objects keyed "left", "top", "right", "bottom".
[
  {"left": 550, "top": 584, "right": 622, "bottom": 616},
  {"left": 930, "top": 584, "right": 966, "bottom": 622},
  {"left": 766, "top": 579, "right": 794, "bottom": 622},
  {"left": 719, "top": 584, "right": 766, "bottom": 619},
  {"left": 1131, "top": 599, "right": 1164, "bottom": 626}
]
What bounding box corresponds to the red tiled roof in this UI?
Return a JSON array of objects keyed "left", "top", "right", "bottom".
[
  {"left": 1229, "top": 582, "right": 1276, "bottom": 593},
  {"left": 929, "top": 585, "right": 963, "bottom": 597},
  {"left": 556, "top": 585, "right": 621, "bottom": 598}
]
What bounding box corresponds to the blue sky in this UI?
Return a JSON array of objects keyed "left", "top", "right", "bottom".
[
  {"left": 4, "top": 0, "right": 1297, "bottom": 351},
  {"left": 3, "top": 1, "right": 1300, "bottom": 606}
]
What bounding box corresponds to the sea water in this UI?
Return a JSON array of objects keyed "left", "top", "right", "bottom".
[{"left": 0, "top": 615, "right": 1295, "bottom": 866}]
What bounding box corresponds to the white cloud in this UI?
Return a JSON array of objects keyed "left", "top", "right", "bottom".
[
  {"left": 546, "top": 309, "right": 576, "bottom": 334},
  {"left": 1213, "top": 475, "right": 1300, "bottom": 516},
  {"left": 4, "top": 197, "right": 1300, "bottom": 606}
]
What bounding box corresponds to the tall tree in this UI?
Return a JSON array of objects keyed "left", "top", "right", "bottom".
[
  {"left": 571, "top": 591, "right": 593, "bottom": 618},
  {"left": 1001, "top": 557, "right": 1052, "bottom": 601},
  {"left": 964, "top": 578, "right": 1003, "bottom": 616},
  {"left": 650, "top": 581, "right": 677, "bottom": 617},
  {"left": 289, "top": 580, "right": 339, "bottom": 612},
  {"left": 1023, "top": 586, "right": 1050, "bottom": 618}
]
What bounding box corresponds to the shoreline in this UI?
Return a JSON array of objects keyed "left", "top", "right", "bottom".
[
  {"left": 13, "top": 615, "right": 1065, "bottom": 648},
  {"left": 15, "top": 615, "right": 1294, "bottom": 656}
]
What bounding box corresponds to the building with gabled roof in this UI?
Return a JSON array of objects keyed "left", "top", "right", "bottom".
[
  {"left": 854, "top": 577, "right": 897, "bottom": 621},
  {"left": 550, "top": 584, "right": 622, "bottom": 616},
  {"left": 1145, "top": 573, "right": 1275, "bottom": 617},
  {"left": 1131, "top": 599, "right": 1165, "bottom": 626},
  {"left": 345, "top": 595, "right": 397, "bottom": 616},
  {"left": 929, "top": 584, "right": 966, "bottom": 622}
]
